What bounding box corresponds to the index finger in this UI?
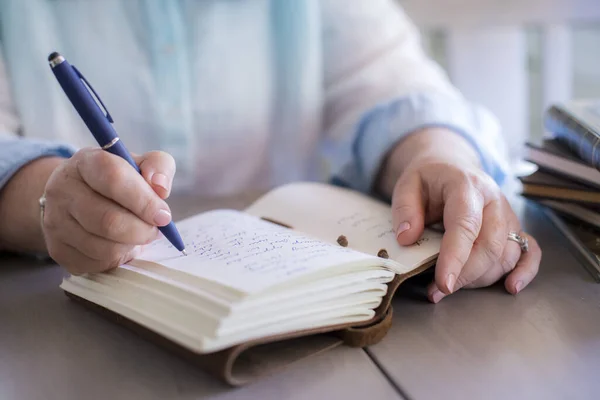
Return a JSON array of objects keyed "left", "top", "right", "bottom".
[
  {"left": 436, "top": 185, "right": 484, "bottom": 294},
  {"left": 75, "top": 149, "right": 172, "bottom": 227}
]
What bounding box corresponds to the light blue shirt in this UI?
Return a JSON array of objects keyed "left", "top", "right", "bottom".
[{"left": 0, "top": 0, "right": 509, "bottom": 196}]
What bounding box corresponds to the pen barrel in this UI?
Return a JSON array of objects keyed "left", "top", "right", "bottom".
[
  {"left": 159, "top": 222, "right": 186, "bottom": 252},
  {"left": 50, "top": 54, "right": 185, "bottom": 254},
  {"left": 50, "top": 60, "right": 120, "bottom": 151}
]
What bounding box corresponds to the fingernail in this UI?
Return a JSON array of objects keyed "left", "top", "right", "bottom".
[
  {"left": 514, "top": 280, "right": 523, "bottom": 294},
  {"left": 154, "top": 209, "right": 172, "bottom": 226},
  {"left": 446, "top": 273, "right": 456, "bottom": 293},
  {"left": 151, "top": 173, "right": 169, "bottom": 191},
  {"left": 431, "top": 289, "right": 445, "bottom": 303},
  {"left": 395, "top": 221, "right": 411, "bottom": 238}
]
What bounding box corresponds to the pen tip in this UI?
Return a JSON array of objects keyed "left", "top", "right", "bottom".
[{"left": 181, "top": 250, "right": 188, "bottom": 256}]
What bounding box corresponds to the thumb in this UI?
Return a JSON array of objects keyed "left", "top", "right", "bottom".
[
  {"left": 391, "top": 172, "right": 427, "bottom": 246},
  {"left": 133, "top": 151, "right": 176, "bottom": 199}
]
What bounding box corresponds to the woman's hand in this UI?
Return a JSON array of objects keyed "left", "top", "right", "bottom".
[
  {"left": 379, "top": 128, "right": 542, "bottom": 303},
  {"left": 41, "top": 148, "right": 175, "bottom": 275}
]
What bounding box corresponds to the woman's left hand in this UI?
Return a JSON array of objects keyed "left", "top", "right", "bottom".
[{"left": 381, "top": 128, "right": 542, "bottom": 303}]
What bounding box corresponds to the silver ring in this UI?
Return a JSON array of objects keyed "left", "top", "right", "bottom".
[{"left": 508, "top": 231, "right": 529, "bottom": 253}]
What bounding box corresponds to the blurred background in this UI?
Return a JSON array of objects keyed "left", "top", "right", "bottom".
[{"left": 398, "top": 0, "right": 600, "bottom": 169}]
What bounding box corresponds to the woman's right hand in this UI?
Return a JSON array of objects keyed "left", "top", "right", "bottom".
[{"left": 42, "top": 148, "right": 176, "bottom": 275}]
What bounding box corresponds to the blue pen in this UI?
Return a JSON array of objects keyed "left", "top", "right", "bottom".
[{"left": 48, "top": 52, "right": 187, "bottom": 256}]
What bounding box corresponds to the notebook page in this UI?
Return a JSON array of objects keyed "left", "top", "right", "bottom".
[
  {"left": 136, "top": 209, "right": 380, "bottom": 295},
  {"left": 245, "top": 182, "right": 442, "bottom": 273}
]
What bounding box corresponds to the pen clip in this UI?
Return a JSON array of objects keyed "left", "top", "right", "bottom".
[{"left": 72, "top": 65, "right": 114, "bottom": 123}]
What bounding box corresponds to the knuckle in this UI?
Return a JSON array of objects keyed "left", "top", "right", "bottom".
[
  {"left": 483, "top": 236, "right": 505, "bottom": 262},
  {"left": 500, "top": 253, "right": 518, "bottom": 275},
  {"left": 100, "top": 209, "right": 126, "bottom": 238},
  {"left": 395, "top": 170, "right": 416, "bottom": 187},
  {"left": 393, "top": 203, "right": 416, "bottom": 217},
  {"left": 457, "top": 168, "right": 475, "bottom": 183},
  {"left": 140, "top": 197, "right": 162, "bottom": 221},
  {"left": 71, "top": 148, "right": 90, "bottom": 162},
  {"left": 465, "top": 168, "right": 497, "bottom": 190},
  {"left": 453, "top": 182, "right": 483, "bottom": 210},
  {"left": 455, "top": 274, "right": 470, "bottom": 289},
  {"left": 72, "top": 147, "right": 96, "bottom": 171},
  {"left": 446, "top": 251, "right": 469, "bottom": 272},
  {"left": 90, "top": 151, "right": 124, "bottom": 193},
  {"left": 91, "top": 148, "right": 113, "bottom": 169},
  {"left": 466, "top": 170, "right": 485, "bottom": 187},
  {"left": 454, "top": 214, "right": 480, "bottom": 243}
]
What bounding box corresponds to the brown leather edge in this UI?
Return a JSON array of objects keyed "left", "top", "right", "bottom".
[
  {"left": 64, "top": 290, "right": 349, "bottom": 386},
  {"left": 61, "top": 258, "right": 436, "bottom": 386},
  {"left": 333, "top": 258, "right": 436, "bottom": 347},
  {"left": 336, "top": 305, "right": 394, "bottom": 347}
]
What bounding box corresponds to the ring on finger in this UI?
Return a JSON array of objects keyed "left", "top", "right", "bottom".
[{"left": 508, "top": 230, "right": 529, "bottom": 253}]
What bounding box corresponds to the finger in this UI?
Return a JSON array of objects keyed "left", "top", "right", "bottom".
[
  {"left": 436, "top": 184, "right": 484, "bottom": 294},
  {"left": 52, "top": 213, "right": 138, "bottom": 262},
  {"left": 463, "top": 227, "right": 522, "bottom": 289},
  {"left": 428, "top": 226, "right": 521, "bottom": 302},
  {"left": 464, "top": 199, "right": 522, "bottom": 289},
  {"left": 75, "top": 149, "right": 172, "bottom": 227},
  {"left": 133, "top": 151, "right": 176, "bottom": 199},
  {"left": 391, "top": 173, "right": 427, "bottom": 245},
  {"left": 504, "top": 232, "right": 541, "bottom": 294},
  {"left": 65, "top": 177, "right": 160, "bottom": 244},
  {"left": 452, "top": 197, "right": 507, "bottom": 290},
  {"left": 427, "top": 280, "right": 446, "bottom": 304},
  {"left": 46, "top": 239, "right": 140, "bottom": 275}
]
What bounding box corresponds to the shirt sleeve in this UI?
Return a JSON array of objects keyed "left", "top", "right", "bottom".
[
  {"left": 320, "top": 0, "right": 510, "bottom": 194},
  {"left": 0, "top": 133, "right": 75, "bottom": 190},
  {"left": 0, "top": 44, "right": 74, "bottom": 191}
]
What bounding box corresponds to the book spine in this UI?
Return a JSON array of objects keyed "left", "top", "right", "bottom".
[{"left": 544, "top": 106, "right": 600, "bottom": 170}]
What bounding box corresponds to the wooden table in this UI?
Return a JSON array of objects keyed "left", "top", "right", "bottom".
[
  {"left": 1, "top": 193, "right": 599, "bottom": 399},
  {"left": 367, "top": 197, "right": 600, "bottom": 400},
  {"left": 0, "top": 193, "right": 401, "bottom": 400}
]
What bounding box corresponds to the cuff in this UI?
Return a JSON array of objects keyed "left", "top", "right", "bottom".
[
  {"left": 0, "top": 134, "right": 75, "bottom": 190},
  {"left": 332, "top": 92, "right": 510, "bottom": 193}
]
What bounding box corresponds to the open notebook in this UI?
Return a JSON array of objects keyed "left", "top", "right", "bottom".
[{"left": 61, "top": 182, "right": 441, "bottom": 385}]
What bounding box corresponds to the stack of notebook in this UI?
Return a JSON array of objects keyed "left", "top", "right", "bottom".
[{"left": 522, "top": 99, "right": 600, "bottom": 280}]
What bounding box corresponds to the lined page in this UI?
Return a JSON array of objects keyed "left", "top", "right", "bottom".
[
  {"left": 136, "top": 210, "right": 380, "bottom": 294},
  {"left": 245, "top": 182, "right": 442, "bottom": 273}
]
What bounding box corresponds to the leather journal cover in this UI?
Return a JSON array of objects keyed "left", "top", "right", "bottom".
[{"left": 62, "top": 260, "right": 434, "bottom": 386}]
